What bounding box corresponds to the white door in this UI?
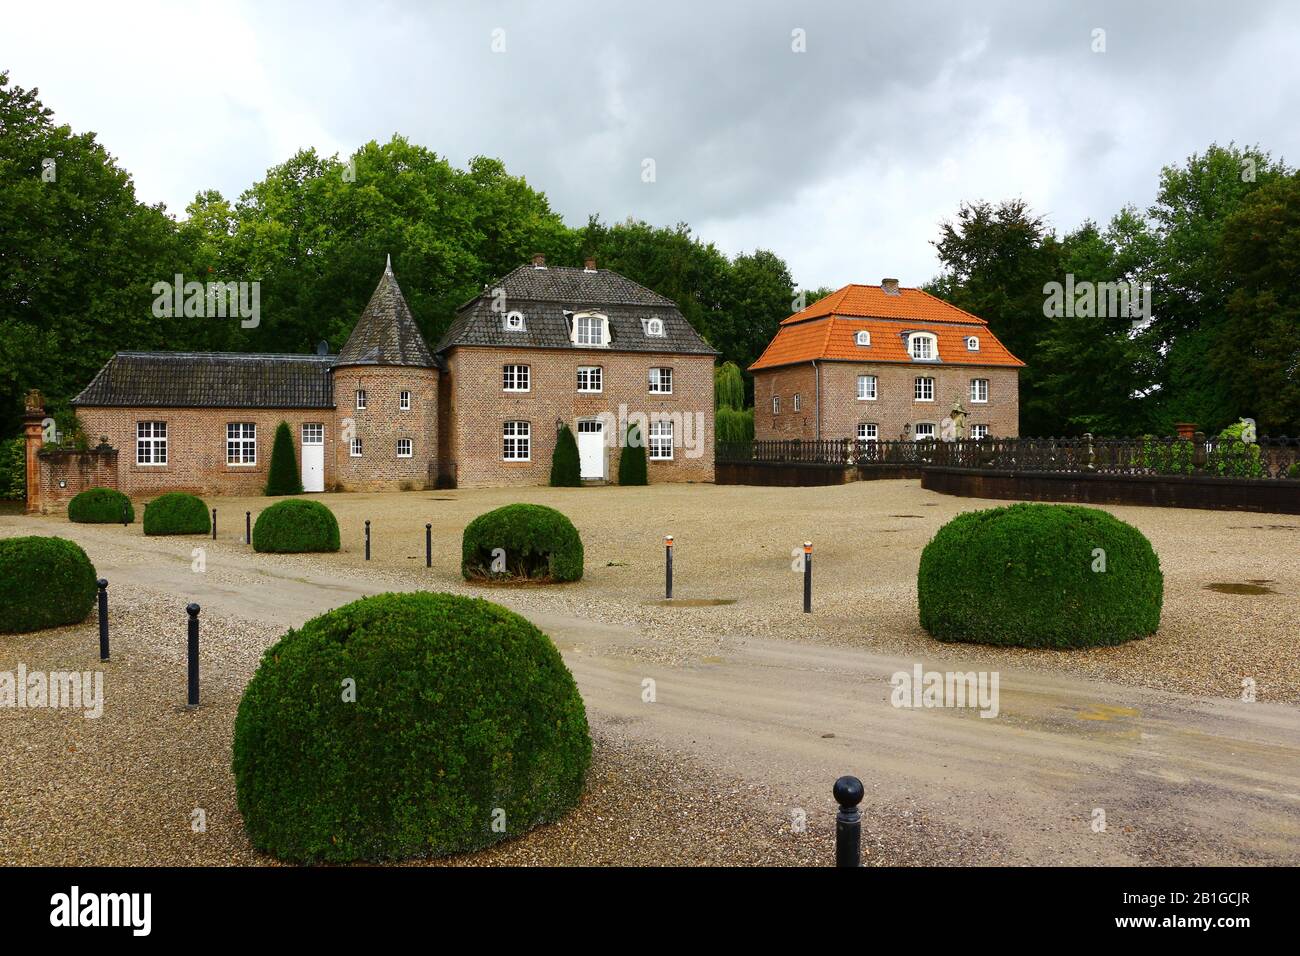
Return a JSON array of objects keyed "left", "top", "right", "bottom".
[
  {"left": 576, "top": 420, "right": 604, "bottom": 479},
  {"left": 301, "top": 423, "right": 325, "bottom": 492}
]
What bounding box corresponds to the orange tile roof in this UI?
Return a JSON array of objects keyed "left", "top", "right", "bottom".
[{"left": 749, "top": 284, "right": 1025, "bottom": 371}]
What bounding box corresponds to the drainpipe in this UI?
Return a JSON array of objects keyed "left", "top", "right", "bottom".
[{"left": 812, "top": 360, "right": 821, "bottom": 441}]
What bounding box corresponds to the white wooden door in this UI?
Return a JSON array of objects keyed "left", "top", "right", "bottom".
[
  {"left": 576, "top": 420, "right": 604, "bottom": 479},
  {"left": 301, "top": 423, "right": 325, "bottom": 492}
]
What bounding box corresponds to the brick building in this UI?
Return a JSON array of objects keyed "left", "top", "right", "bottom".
[
  {"left": 33, "top": 256, "right": 716, "bottom": 509},
  {"left": 749, "top": 280, "right": 1024, "bottom": 443}
]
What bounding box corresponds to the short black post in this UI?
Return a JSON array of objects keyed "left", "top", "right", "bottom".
[
  {"left": 186, "top": 603, "right": 200, "bottom": 708},
  {"left": 97, "top": 578, "right": 109, "bottom": 661},
  {"left": 121, "top": 501, "right": 129, "bottom": 527},
  {"left": 664, "top": 535, "right": 673, "bottom": 599},
  {"left": 365, "top": 520, "right": 371, "bottom": 561},
  {"left": 245, "top": 510, "right": 251, "bottom": 545},
  {"left": 803, "top": 541, "right": 813, "bottom": 613},
  {"left": 834, "top": 775, "right": 864, "bottom": 867},
  {"left": 211, "top": 508, "right": 217, "bottom": 540},
  {"left": 425, "top": 523, "right": 432, "bottom": 568}
]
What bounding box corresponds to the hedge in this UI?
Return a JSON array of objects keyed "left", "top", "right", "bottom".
[
  {"left": 252, "top": 499, "right": 340, "bottom": 553},
  {"left": 68, "top": 487, "right": 133, "bottom": 524},
  {"left": 550, "top": 424, "right": 581, "bottom": 487},
  {"left": 917, "top": 503, "right": 1163, "bottom": 648},
  {"left": 264, "top": 421, "right": 304, "bottom": 496},
  {"left": 143, "top": 492, "right": 210, "bottom": 536},
  {"left": 0, "top": 536, "right": 98, "bottom": 633},
  {"left": 461, "top": 503, "right": 583, "bottom": 582},
  {"left": 232, "top": 592, "right": 591, "bottom": 862}
]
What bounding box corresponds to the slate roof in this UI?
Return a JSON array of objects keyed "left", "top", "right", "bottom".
[
  {"left": 435, "top": 264, "right": 718, "bottom": 356},
  {"left": 72, "top": 352, "right": 336, "bottom": 409},
  {"left": 335, "top": 260, "right": 436, "bottom": 368}
]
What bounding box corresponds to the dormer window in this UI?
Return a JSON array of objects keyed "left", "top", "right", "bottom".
[
  {"left": 908, "top": 332, "right": 938, "bottom": 361},
  {"left": 855, "top": 330, "right": 871, "bottom": 347},
  {"left": 573, "top": 311, "right": 609, "bottom": 347},
  {"left": 643, "top": 316, "right": 666, "bottom": 337},
  {"left": 966, "top": 335, "right": 980, "bottom": 351},
  {"left": 503, "top": 310, "right": 526, "bottom": 332}
]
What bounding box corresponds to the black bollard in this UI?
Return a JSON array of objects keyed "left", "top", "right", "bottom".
[
  {"left": 97, "top": 578, "right": 109, "bottom": 661},
  {"left": 245, "top": 511, "right": 251, "bottom": 545},
  {"left": 186, "top": 603, "right": 200, "bottom": 708},
  {"left": 664, "top": 535, "right": 673, "bottom": 599},
  {"left": 834, "top": 775, "right": 864, "bottom": 867},
  {"left": 365, "top": 520, "right": 371, "bottom": 561},
  {"left": 803, "top": 541, "right": 812, "bottom": 613},
  {"left": 425, "top": 523, "right": 432, "bottom": 568},
  {"left": 211, "top": 508, "right": 217, "bottom": 540},
  {"left": 121, "top": 501, "right": 129, "bottom": 527}
]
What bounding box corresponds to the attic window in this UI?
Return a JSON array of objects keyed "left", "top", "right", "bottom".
[
  {"left": 908, "top": 332, "right": 938, "bottom": 361},
  {"left": 855, "top": 330, "right": 871, "bottom": 347},
  {"left": 643, "top": 316, "right": 665, "bottom": 337},
  {"left": 573, "top": 312, "right": 609, "bottom": 347},
  {"left": 966, "top": 335, "right": 980, "bottom": 351},
  {"left": 503, "top": 310, "right": 526, "bottom": 332}
]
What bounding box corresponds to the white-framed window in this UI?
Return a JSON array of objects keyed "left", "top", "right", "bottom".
[
  {"left": 915, "top": 423, "right": 936, "bottom": 440},
  {"left": 302, "top": 422, "right": 324, "bottom": 445},
  {"left": 914, "top": 377, "right": 935, "bottom": 402},
  {"left": 503, "top": 310, "right": 526, "bottom": 332},
  {"left": 350, "top": 438, "right": 363, "bottom": 457},
  {"left": 793, "top": 393, "right": 801, "bottom": 412},
  {"left": 772, "top": 395, "right": 781, "bottom": 414},
  {"left": 577, "top": 366, "right": 603, "bottom": 392},
  {"left": 648, "top": 367, "right": 673, "bottom": 394},
  {"left": 970, "top": 424, "right": 989, "bottom": 440},
  {"left": 855, "top": 330, "right": 871, "bottom": 347},
  {"left": 648, "top": 419, "right": 674, "bottom": 460},
  {"left": 574, "top": 312, "right": 607, "bottom": 347},
  {"left": 396, "top": 438, "right": 413, "bottom": 458},
  {"left": 502, "top": 421, "right": 531, "bottom": 461},
  {"left": 857, "top": 423, "right": 878, "bottom": 442},
  {"left": 966, "top": 335, "right": 980, "bottom": 351},
  {"left": 136, "top": 421, "right": 167, "bottom": 465},
  {"left": 643, "top": 316, "right": 665, "bottom": 337},
  {"left": 908, "top": 333, "right": 938, "bottom": 360},
  {"left": 503, "top": 364, "right": 530, "bottom": 392},
  {"left": 355, "top": 389, "right": 367, "bottom": 410},
  {"left": 399, "top": 390, "right": 411, "bottom": 410},
  {"left": 970, "top": 378, "right": 989, "bottom": 403},
  {"left": 857, "top": 375, "right": 877, "bottom": 401},
  {"left": 226, "top": 422, "right": 256, "bottom": 466}
]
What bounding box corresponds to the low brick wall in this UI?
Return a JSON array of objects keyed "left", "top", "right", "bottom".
[
  {"left": 922, "top": 467, "right": 1300, "bottom": 515},
  {"left": 715, "top": 461, "right": 849, "bottom": 487},
  {"left": 38, "top": 447, "right": 120, "bottom": 512}
]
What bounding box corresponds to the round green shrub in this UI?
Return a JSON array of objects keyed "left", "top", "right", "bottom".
[
  {"left": 0, "top": 536, "right": 98, "bottom": 633},
  {"left": 68, "top": 487, "right": 133, "bottom": 524},
  {"left": 252, "top": 499, "right": 339, "bottom": 553},
  {"left": 462, "top": 503, "right": 583, "bottom": 582},
  {"left": 232, "top": 592, "right": 591, "bottom": 863},
  {"left": 917, "top": 503, "right": 1163, "bottom": 649},
  {"left": 143, "top": 492, "right": 210, "bottom": 536}
]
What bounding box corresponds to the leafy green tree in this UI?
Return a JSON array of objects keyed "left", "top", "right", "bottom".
[
  {"left": 715, "top": 361, "right": 745, "bottom": 410},
  {"left": 549, "top": 425, "right": 581, "bottom": 486},
  {"left": 264, "top": 421, "right": 304, "bottom": 496}
]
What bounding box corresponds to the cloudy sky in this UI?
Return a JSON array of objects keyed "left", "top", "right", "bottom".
[{"left": 4, "top": 0, "right": 1298, "bottom": 289}]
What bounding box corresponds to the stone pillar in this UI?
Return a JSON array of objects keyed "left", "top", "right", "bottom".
[
  {"left": 1175, "top": 422, "right": 1197, "bottom": 440},
  {"left": 22, "top": 389, "right": 46, "bottom": 514}
]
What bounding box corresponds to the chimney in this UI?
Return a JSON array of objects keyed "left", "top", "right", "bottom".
[
  {"left": 532, "top": 253, "right": 546, "bottom": 269},
  {"left": 584, "top": 256, "right": 597, "bottom": 272},
  {"left": 882, "top": 278, "right": 900, "bottom": 295}
]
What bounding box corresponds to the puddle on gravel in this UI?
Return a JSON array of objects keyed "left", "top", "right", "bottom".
[
  {"left": 1204, "top": 582, "right": 1278, "bottom": 595},
  {"left": 644, "top": 598, "right": 738, "bottom": 607}
]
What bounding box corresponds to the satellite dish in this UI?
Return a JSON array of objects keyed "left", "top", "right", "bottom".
[{"left": 316, "top": 340, "right": 329, "bottom": 356}]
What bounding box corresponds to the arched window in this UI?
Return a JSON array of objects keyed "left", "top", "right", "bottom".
[
  {"left": 855, "top": 330, "right": 871, "bottom": 347},
  {"left": 908, "top": 332, "right": 938, "bottom": 360},
  {"left": 966, "top": 335, "right": 980, "bottom": 351}
]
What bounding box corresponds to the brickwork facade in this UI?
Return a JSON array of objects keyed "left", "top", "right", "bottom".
[{"left": 330, "top": 365, "right": 439, "bottom": 491}]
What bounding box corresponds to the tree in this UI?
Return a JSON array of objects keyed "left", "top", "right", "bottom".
[
  {"left": 714, "top": 361, "right": 745, "bottom": 410},
  {"left": 264, "top": 421, "right": 304, "bottom": 495},
  {"left": 617, "top": 424, "right": 647, "bottom": 486},
  {"left": 549, "top": 425, "right": 580, "bottom": 486}
]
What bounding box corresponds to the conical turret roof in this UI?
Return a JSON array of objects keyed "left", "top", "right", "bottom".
[{"left": 335, "top": 259, "right": 435, "bottom": 368}]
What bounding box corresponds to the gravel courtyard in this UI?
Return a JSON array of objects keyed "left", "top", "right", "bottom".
[{"left": 2, "top": 480, "right": 1297, "bottom": 866}]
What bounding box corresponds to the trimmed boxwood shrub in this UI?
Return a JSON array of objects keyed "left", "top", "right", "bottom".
[
  {"left": 232, "top": 592, "right": 591, "bottom": 862},
  {"left": 617, "top": 424, "right": 647, "bottom": 486},
  {"left": 252, "top": 499, "right": 339, "bottom": 553},
  {"left": 918, "top": 503, "right": 1163, "bottom": 649},
  {"left": 143, "top": 492, "right": 210, "bottom": 536},
  {"left": 68, "top": 487, "right": 133, "bottom": 524},
  {"left": 549, "top": 424, "right": 581, "bottom": 487},
  {"left": 461, "top": 503, "right": 583, "bottom": 582},
  {"left": 264, "top": 421, "right": 304, "bottom": 496},
  {"left": 0, "top": 536, "right": 98, "bottom": 633}
]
